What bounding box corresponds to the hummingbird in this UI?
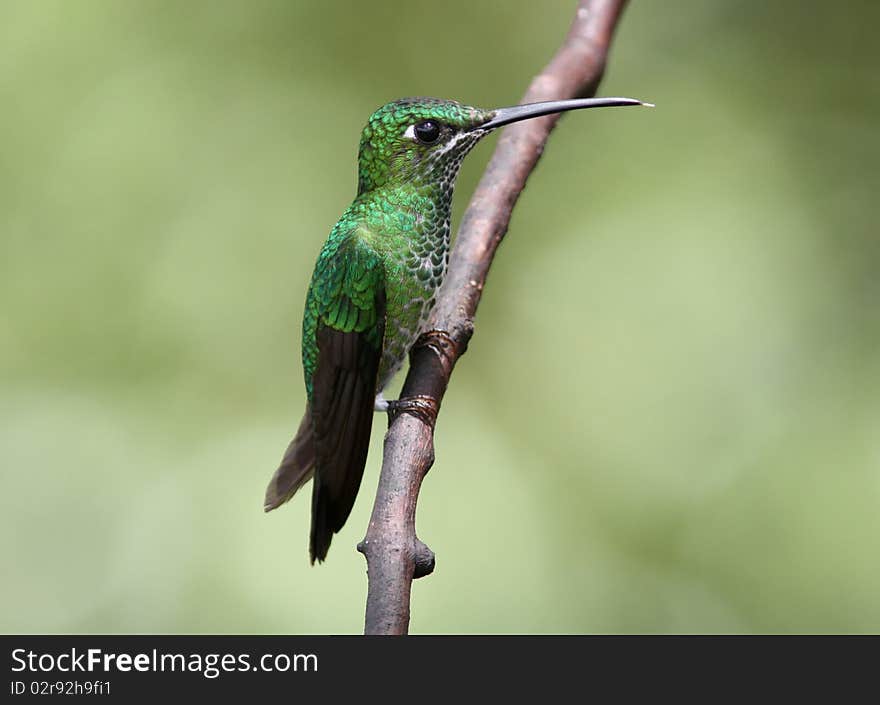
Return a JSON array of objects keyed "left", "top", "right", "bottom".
[{"left": 265, "top": 95, "right": 651, "bottom": 563}]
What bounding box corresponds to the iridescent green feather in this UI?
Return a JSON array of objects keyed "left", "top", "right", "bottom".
[{"left": 301, "top": 229, "right": 384, "bottom": 399}]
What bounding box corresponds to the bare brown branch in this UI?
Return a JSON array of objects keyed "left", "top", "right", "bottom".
[{"left": 358, "top": 0, "right": 631, "bottom": 635}]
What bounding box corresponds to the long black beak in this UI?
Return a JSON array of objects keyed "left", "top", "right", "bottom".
[{"left": 479, "top": 97, "right": 653, "bottom": 130}]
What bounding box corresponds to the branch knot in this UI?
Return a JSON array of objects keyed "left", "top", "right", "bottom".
[
  {"left": 413, "top": 539, "right": 435, "bottom": 579},
  {"left": 413, "top": 329, "right": 459, "bottom": 377},
  {"left": 387, "top": 395, "right": 439, "bottom": 429}
]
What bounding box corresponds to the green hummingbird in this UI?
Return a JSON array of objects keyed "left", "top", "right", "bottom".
[{"left": 264, "top": 95, "right": 651, "bottom": 563}]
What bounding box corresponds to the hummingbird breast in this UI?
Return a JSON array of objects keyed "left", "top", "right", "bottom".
[{"left": 375, "top": 206, "right": 450, "bottom": 391}]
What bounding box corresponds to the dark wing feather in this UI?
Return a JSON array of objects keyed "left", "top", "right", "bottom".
[
  {"left": 264, "top": 406, "right": 316, "bottom": 512},
  {"left": 309, "top": 289, "right": 385, "bottom": 563}
]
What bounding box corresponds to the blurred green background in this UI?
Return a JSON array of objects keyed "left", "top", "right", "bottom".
[{"left": 2, "top": 0, "right": 879, "bottom": 634}]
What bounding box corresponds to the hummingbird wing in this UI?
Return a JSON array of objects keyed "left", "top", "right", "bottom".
[{"left": 307, "top": 235, "right": 386, "bottom": 563}]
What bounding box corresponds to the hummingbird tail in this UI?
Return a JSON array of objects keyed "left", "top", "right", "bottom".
[{"left": 264, "top": 406, "right": 316, "bottom": 512}]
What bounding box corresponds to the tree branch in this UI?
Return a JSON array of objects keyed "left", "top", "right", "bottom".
[{"left": 357, "top": 0, "right": 631, "bottom": 635}]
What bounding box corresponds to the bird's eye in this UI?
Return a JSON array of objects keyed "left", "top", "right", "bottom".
[{"left": 413, "top": 120, "right": 441, "bottom": 144}]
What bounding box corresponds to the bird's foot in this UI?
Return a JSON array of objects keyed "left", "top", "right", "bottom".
[
  {"left": 375, "top": 392, "right": 436, "bottom": 425},
  {"left": 373, "top": 392, "right": 390, "bottom": 412}
]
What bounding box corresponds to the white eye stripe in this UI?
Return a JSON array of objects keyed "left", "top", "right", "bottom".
[
  {"left": 433, "top": 132, "right": 466, "bottom": 157},
  {"left": 403, "top": 124, "right": 416, "bottom": 140}
]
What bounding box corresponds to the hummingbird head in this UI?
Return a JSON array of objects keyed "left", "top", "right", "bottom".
[
  {"left": 356, "top": 97, "right": 494, "bottom": 196},
  {"left": 356, "top": 96, "right": 653, "bottom": 195}
]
